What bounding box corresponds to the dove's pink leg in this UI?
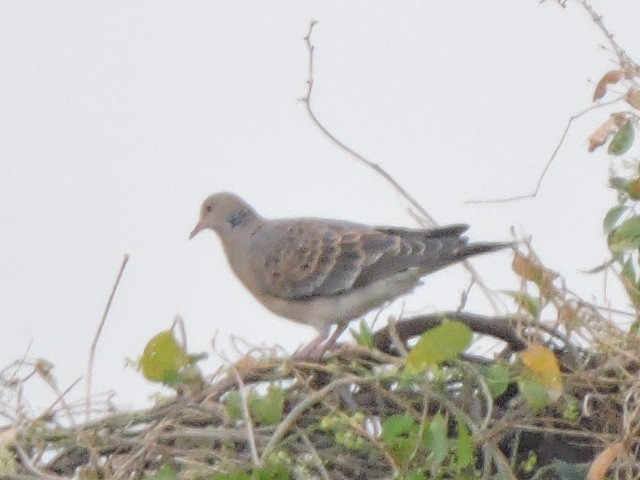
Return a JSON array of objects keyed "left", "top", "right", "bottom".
[
  {"left": 292, "top": 323, "right": 349, "bottom": 360},
  {"left": 291, "top": 326, "right": 329, "bottom": 359},
  {"left": 321, "top": 322, "right": 349, "bottom": 353}
]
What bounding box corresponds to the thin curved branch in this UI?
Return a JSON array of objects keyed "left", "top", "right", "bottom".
[
  {"left": 372, "top": 311, "right": 529, "bottom": 353},
  {"left": 300, "top": 21, "right": 507, "bottom": 312},
  {"left": 301, "top": 21, "right": 436, "bottom": 227},
  {"left": 86, "top": 254, "right": 129, "bottom": 421}
]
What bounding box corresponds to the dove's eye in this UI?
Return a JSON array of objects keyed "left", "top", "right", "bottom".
[{"left": 205, "top": 205, "right": 213, "bottom": 213}]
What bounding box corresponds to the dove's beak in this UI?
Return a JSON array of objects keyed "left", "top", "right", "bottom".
[{"left": 189, "top": 221, "right": 204, "bottom": 240}]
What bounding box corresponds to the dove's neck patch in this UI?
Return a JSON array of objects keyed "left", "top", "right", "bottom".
[{"left": 227, "top": 208, "right": 251, "bottom": 228}]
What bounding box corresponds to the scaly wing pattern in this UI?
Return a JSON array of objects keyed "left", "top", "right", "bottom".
[{"left": 250, "top": 220, "right": 471, "bottom": 300}]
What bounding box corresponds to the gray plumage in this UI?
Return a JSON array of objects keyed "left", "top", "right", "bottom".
[{"left": 190, "top": 192, "right": 508, "bottom": 337}]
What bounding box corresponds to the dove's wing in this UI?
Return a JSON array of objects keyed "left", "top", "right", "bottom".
[{"left": 249, "top": 220, "right": 473, "bottom": 300}]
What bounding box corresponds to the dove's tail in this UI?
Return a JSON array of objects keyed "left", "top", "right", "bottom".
[
  {"left": 459, "top": 241, "right": 514, "bottom": 259},
  {"left": 453, "top": 242, "right": 515, "bottom": 268},
  {"left": 419, "top": 240, "right": 513, "bottom": 276}
]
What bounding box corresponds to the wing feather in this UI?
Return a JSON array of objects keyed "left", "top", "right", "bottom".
[
  {"left": 250, "top": 220, "right": 475, "bottom": 300},
  {"left": 251, "top": 220, "right": 398, "bottom": 299}
]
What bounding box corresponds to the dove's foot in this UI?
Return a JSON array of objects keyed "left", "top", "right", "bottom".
[{"left": 292, "top": 323, "right": 348, "bottom": 361}]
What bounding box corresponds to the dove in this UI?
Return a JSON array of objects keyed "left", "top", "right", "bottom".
[{"left": 190, "top": 192, "right": 509, "bottom": 357}]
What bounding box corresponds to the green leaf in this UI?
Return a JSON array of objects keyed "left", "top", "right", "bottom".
[
  {"left": 618, "top": 257, "right": 640, "bottom": 310},
  {"left": 402, "top": 472, "right": 427, "bottom": 480},
  {"left": 629, "top": 316, "right": 640, "bottom": 336},
  {"left": 350, "top": 319, "right": 375, "bottom": 347},
  {"left": 407, "top": 321, "right": 472, "bottom": 370},
  {"left": 187, "top": 352, "right": 208, "bottom": 363},
  {"left": 250, "top": 386, "right": 284, "bottom": 426},
  {"left": 608, "top": 119, "right": 634, "bottom": 155},
  {"left": 609, "top": 176, "right": 633, "bottom": 190},
  {"left": 382, "top": 414, "right": 417, "bottom": 444},
  {"left": 562, "top": 397, "right": 581, "bottom": 422},
  {"left": 455, "top": 419, "right": 474, "bottom": 469},
  {"left": 485, "top": 363, "right": 511, "bottom": 398},
  {"left": 500, "top": 290, "right": 540, "bottom": 317},
  {"left": 144, "top": 464, "right": 178, "bottom": 480},
  {"left": 251, "top": 463, "right": 289, "bottom": 480},
  {"left": 140, "top": 331, "right": 189, "bottom": 385},
  {"left": 382, "top": 414, "right": 419, "bottom": 466},
  {"left": 518, "top": 378, "right": 550, "bottom": 411},
  {"left": 608, "top": 216, "right": 640, "bottom": 252},
  {"left": 225, "top": 387, "right": 284, "bottom": 426},
  {"left": 522, "top": 451, "right": 538, "bottom": 473},
  {"left": 582, "top": 260, "right": 614, "bottom": 274},
  {"left": 612, "top": 251, "right": 625, "bottom": 265},
  {"left": 224, "top": 391, "right": 243, "bottom": 421},
  {"left": 0, "top": 444, "right": 17, "bottom": 475},
  {"left": 425, "top": 413, "right": 448, "bottom": 469},
  {"left": 603, "top": 205, "right": 629, "bottom": 233},
  {"left": 622, "top": 256, "right": 637, "bottom": 283},
  {"left": 213, "top": 472, "right": 251, "bottom": 480},
  {"left": 551, "top": 459, "right": 589, "bottom": 480}
]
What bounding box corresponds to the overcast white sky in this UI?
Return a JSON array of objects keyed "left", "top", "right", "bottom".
[{"left": 2, "top": 1, "right": 638, "bottom": 415}]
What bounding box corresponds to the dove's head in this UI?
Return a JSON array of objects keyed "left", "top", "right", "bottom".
[{"left": 190, "top": 192, "right": 260, "bottom": 239}]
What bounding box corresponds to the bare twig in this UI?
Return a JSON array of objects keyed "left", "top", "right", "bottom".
[
  {"left": 300, "top": 21, "right": 507, "bottom": 312},
  {"left": 467, "top": 0, "right": 638, "bottom": 205},
  {"left": 373, "top": 311, "right": 530, "bottom": 354},
  {"left": 466, "top": 100, "right": 618, "bottom": 204},
  {"left": 14, "top": 442, "right": 64, "bottom": 480},
  {"left": 172, "top": 315, "right": 188, "bottom": 350},
  {"left": 260, "top": 376, "right": 376, "bottom": 462},
  {"left": 8, "top": 340, "right": 33, "bottom": 382},
  {"left": 385, "top": 316, "right": 408, "bottom": 357},
  {"left": 575, "top": 0, "right": 637, "bottom": 68},
  {"left": 86, "top": 254, "right": 129, "bottom": 421},
  {"left": 301, "top": 433, "right": 331, "bottom": 480},
  {"left": 300, "top": 21, "right": 437, "bottom": 227},
  {"left": 37, "top": 376, "right": 83, "bottom": 424},
  {"left": 12, "top": 7, "right": 640, "bottom": 480},
  {"left": 231, "top": 365, "right": 260, "bottom": 466}
]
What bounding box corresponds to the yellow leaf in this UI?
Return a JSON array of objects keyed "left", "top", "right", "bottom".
[
  {"left": 511, "top": 253, "right": 558, "bottom": 297},
  {"left": 520, "top": 345, "right": 562, "bottom": 401}
]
